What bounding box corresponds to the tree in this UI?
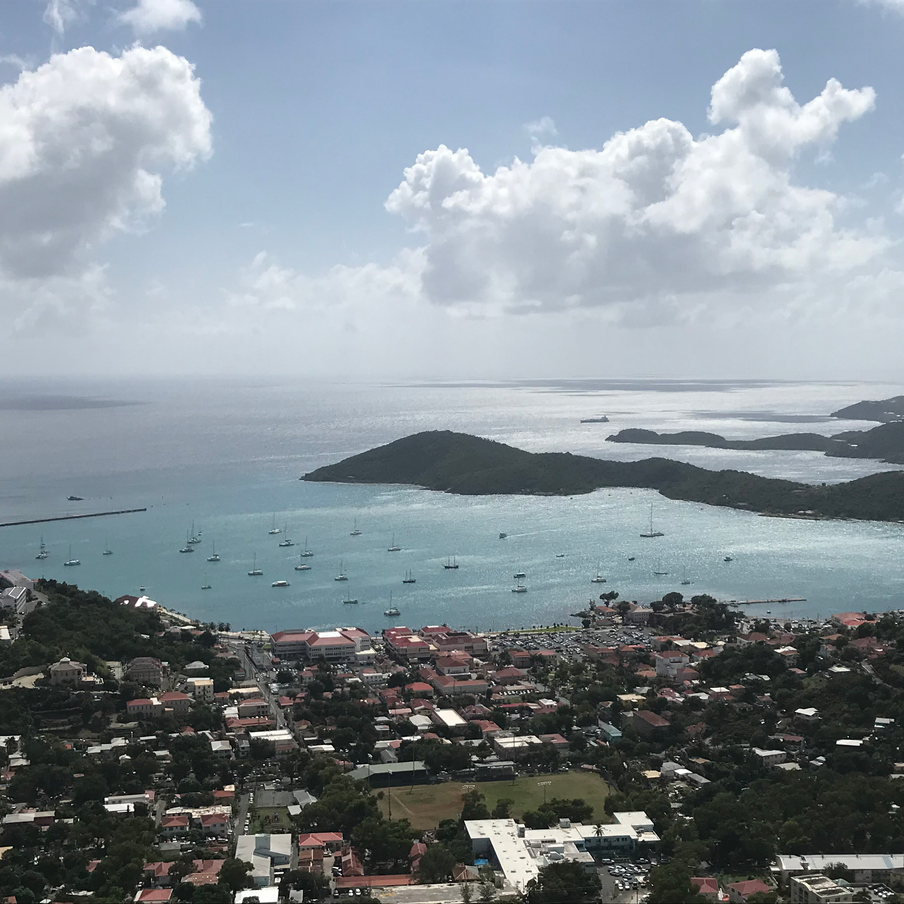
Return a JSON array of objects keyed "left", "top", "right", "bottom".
[
  {"left": 491, "top": 798, "right": 513, "bottom": 819},
  {"left": 417, "top": 843, "right": 456, "bottom": 883},
  {"left": 461, "top": 881, "right": 473, "bottom": 904},
  {"left": 218, "top": 858, "right": 252, "bottom": 892},
  {"left": 523, "top": 860, "right": 601, "bottom": 903},
  {"left": 477, "top": 865, "right": 496, "bottom": 903}
]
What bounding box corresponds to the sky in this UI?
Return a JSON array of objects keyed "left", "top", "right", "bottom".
[{"left": 3, "top": 0, "right": 904, "bottom": 380}]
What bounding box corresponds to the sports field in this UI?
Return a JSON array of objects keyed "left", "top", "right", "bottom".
[{"left": 374, "top": 771, "right": 610, "bottom": 831}]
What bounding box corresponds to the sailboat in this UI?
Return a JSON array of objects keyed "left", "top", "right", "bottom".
[
  {"left": 384, "top": 591, "right": 400, "bottom": 617},
  {"left": 64, "top": 545, "right": 80, "bottom": 566},
  {"left": 35, "top": 536, "right": 48, "bottom": 560},
  {"left": 248, "top": 554, "right": 263, "bottom": 576},
  {"left": 387, "top": 535, "right": 401, "bottom": 552},
  {"left": 640, "top": 503, "right": 664, "bottom": 538},
  {"left": 680, "top": 567, "right": 692, "bottom": 586},
  {"left": 294, "top": 553, "right": 311, "bottom": 572},
  {"left": 590, "top": 562, "right": 606, "bottom": 583},
  {"left": 179, "top": 530, "right": 195, "bottom": 553},
  {"left": 443, "top": 556, "right": 459, "bottom": 570},
  {"left": 268, "top": 514, "right": 281, "bottom": 535},
  {"left": 201, "top": 571, "right": 212, "bottom": 590},
  {"left": 187, "top": 521, "right": 201, "bottom": 544},
  {"left": 652, "top": 561, "right": 669, "bottom": 576},
  {"left": 278, "top": 524, "right": 294, "bottom": 548},
  {"left": 402, "top": 570, "right": 416, "bottom": 584},
  {"left": 342, "top": 586, "right": 358, "bottom": 604},
  {"left": 103, "top": 540, "right": 113, "bottom": 556},
  {"left": 350, "top": 519, "right": 361, "bottom": 537},
  {"left": 299, "top": 537, "right": 314, "bottom": 558},
  {"left": 334, "top": 560, "right": 348, "bottom": 581},
  {"left": 207, "top": 542, "right": 220, "bottom": 563}
]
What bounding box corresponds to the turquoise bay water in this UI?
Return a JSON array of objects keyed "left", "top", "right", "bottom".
[{"left": 2, "top": 377, "right": 904, "bottom": 632}]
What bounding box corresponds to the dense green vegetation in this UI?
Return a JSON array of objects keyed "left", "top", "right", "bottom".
[
  {"left": 0, "top": 580, "right": 238, "bottom": 687},
  {"left": 303, "top": 429, "right": 904, "bottom": 520}
]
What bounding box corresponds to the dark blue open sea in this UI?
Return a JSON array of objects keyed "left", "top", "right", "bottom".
[{"left": 2, "top": 376, "right": 903, "bottom": 632}]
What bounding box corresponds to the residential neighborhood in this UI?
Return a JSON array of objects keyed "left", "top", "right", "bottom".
[{"left": 2, "top": 577, "right": 904, "bottom": 903}]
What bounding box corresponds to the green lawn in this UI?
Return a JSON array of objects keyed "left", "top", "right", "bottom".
[
  {"left": 374, "top": 771, "right": 610, "bottom": 831},
  {"left": 249, "top": 805, "right": 293, "bottom": 834}
]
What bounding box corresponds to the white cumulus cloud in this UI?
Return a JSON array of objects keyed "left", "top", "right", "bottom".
[
  {"left": 385, "top": 49, "right": 882, "bottom": 317},
  {"left": 0, "top": 44, "right": 212, "bottom": 292},
  {"left": 119, "top": 0, "right": 202, "bottom": 35}
]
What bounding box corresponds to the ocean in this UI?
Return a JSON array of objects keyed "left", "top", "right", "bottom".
[{"left": 2, "top": 375, "right": 903, "bottom": 633}]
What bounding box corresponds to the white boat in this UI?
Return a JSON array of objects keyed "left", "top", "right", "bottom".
[
  {"left": 248, "top": 554, "right": 263, "bottom": 577},
  {"left": 444, "top": 556, "right": 459, "bottom": 570},
  {"left": 384, "top": 591, "right": 400, "bottom": 616},
  {"left": 35, "top": 536, "right": 48, "bottom": 560},
  {"left": 272, "top": 580, "right": 290, "bottom": 588},
  {"left": 294, "top": 554, "right": 312, "bottom": 572},
  {"left": 342, "top": 593, "right": 358, "bottom": 604},
  {"left": 590, "top": 562, "right": 606, "bottom": 583},
  {"left": 268, "top": 514, "right": 280, "bottom": 535},
  {"left": 387, "top": 534, "right": 401, "bottom": 552},
  {"left": 351, "top": 519, "right": 361, "bottom": 537},
  {"left": 724, "top": 555, "right": 733, "bottom": 562},
  {"left": 335, "top": 560, "right": 348, "bottom": 581},
  {"left": 512, "top": 583, "right": 527, "bottom": 593},
  {"left": 300, "top": 537, "right": 314, "bottom": 558},
  {"left": 640, "top": 503, "right": 664, "bottom": 538},
  {"left": 207, "top": 542, "right": 220, "bottom": 563},
  {"left": 513, "top": 571, "right": 526, "bottom": 579},
  {"left": 402, "top": 570, "right": 416, "bottom": 584},
  {"left": 278, "top": 524, "right": 295, "bottom": 548},
  {"left": 103, "top": 540, "right": 113, "bottom": 556},
  {"left": 180, "top": 529, "right": 195, "bottom": 553},
  {"left": 680, "top": 568, "right": 691, "bottom": 586},
  {"left": 201, "top": 583, "right": 212, "bottom": 590},
  {"left": 187, "top": 521, "right": 201, "bottom": 544},
  {"left": 64, "top": 545, "right": 80, "bottom": 567}
]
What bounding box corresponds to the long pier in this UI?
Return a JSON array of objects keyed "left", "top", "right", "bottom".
[
  {"left": 0, "top": 508, "right": 147, "bottom": 528},
  {"left": 727, "top": 597, "right": 806, "bottom": 606}
]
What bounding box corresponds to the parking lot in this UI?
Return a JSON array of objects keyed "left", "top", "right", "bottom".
[{"left": 598, "top": 859, "right": 650, "bottom": 902}]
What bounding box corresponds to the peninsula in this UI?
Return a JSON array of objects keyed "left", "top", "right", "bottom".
[
  {"left": 606, "top": 422, "right": 904, "bottom": 465},
  {"left": 302, "top": 430, "right": 904, "bottom": 522}
]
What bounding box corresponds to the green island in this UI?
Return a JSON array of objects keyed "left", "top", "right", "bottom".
[
  {"left": 302, "top": 429, "right": 904, "bottom": 522},
  {"left": 606, "top": 421, "right": 904, "bottom": 466}
]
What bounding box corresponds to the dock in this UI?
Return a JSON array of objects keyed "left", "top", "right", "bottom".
[
  {"left": 0, "top": 508, "right": 147, "bottom": 528},
  {"left": 726, "top": 597, "right": 806, "bottom": 607}
]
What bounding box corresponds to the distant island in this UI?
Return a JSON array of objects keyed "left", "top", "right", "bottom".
[
  {"left": 606, "top": 421, "right": 904, "bottom": 465},
  {"left": 831, "top": 395, "right": 904, "bottom": 422},
  {"left": 303, "top": 430, "right": 904, "bottom": 522}
]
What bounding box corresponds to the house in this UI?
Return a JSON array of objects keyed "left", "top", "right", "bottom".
[
  {"left": 160, "top": 814, "right": 189, "bottom": 838},
  {"left": 186, "top": 677, "right": 214, "bottom": 702},
  {"left": 198, "top": 812, "right": 230, "bottom": 836},
  {"left": 158, "top": 691, "right": 192, "bottom": 716},
  {"left": 127, "top": 698, "right": 163, "bottom": 719},
  {"left": 727, "top": 879, "right": 772, "bottom": 902},
  {"left": 126, "top": 657, "right": 165, "bottom": 687},
  {"left": 48, "top": 657, "right": 88, "bottom": 687},
  {"left": 625, "top": 710, "right": 669, "bottom": 739},
  {"left": 654, "top": 652, "right": 690, "bottom": 679},
  {"left": 691, "top": 877, "right": 720, "bottom": 899},
  {"left": 752, "top": 748, "right": 787, "bottom": 768}
]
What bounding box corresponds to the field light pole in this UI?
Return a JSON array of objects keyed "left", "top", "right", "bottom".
[{"left": 538, "top": 780, "right": 552, "bottom": 806}]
